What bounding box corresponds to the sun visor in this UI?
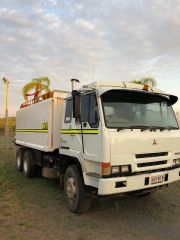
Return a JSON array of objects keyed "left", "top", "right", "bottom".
[
  {"left": 167, "top": 94, "right": 178, "bottom": 105},
  {"left": 97, "top": 87, "right": 125, "bottom": 96},
  {"left": 99, "top": 88, "right": 178, "bottom": 105}
]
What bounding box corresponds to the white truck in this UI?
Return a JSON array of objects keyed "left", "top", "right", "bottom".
[{"left": 15, "top": 79, "right": 180, "bottom": 213}]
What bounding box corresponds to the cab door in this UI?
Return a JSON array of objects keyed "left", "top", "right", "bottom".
[
  {"left": 80, "top": 92, "right": 101, "bottom": 162},
  {"left": 61, "top": 93, "right": 101, "bottom": 162}
]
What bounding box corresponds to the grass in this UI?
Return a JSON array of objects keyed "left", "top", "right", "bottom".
[
  {"left": 0, "top": 150, "right": 63, "bottom": 203},
  {"left": 0, "top": 135, "right": 15, "bottom": 150},
  {"left": 0, "top": 117, "right": 16, "bottom": 135},
  {"left": 0, "top": 149, "right": 180, "bottom": 240},
  {"left": 0, "top": 150, "right": 98, "bottom": 240}
]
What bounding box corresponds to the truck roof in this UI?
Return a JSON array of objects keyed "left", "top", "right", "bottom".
[
  {"left": 79, "top": 81, "right": 178, "bottom": 105},
  {"left": 80, "top": 81, "right": 165, "bottom": 94}
]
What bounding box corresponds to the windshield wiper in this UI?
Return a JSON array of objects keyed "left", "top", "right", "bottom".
[
  {"left": 149, "top": 126, "right": 179, "bottom": 131},
  {"left": 117, "top": 125, "right": 179, "bottom": 132},
  {"left": 132, "top": 125, "right": 165, "bottom": 132},
  {"left": 149, "top": 126, "right": 166, "bottom": 131},
  {"left": 164, "top": 126, "right": 179, "bottom": 130},
  {"left": 117, "top": 125, "right": 151, "bottom": 132},
  {"left": 117, "top": 127, "right": 131, "bottom": 131},
  {"left": 131, "top": 125, "right": 151, "bottom": 131},
  {"left": 117, "top": 125, "right": 174, "bottom": 132}
]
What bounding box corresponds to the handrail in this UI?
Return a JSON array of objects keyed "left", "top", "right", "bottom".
[{"left": 20, "top": 92, "right": 54, "bottom": 109}]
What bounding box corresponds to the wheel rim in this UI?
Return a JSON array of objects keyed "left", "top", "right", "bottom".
[
  {"left": 23, "top": 158, "right": 28, "bottom": 173},
  {"left": 17, "top": 155, "right": 21, "bottom": 168},
  {"left": 65, "top": 176, "right": 77, "bottom": 204}
]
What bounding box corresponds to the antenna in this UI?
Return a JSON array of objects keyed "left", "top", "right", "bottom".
[{"left": 91, "top": 64, "right": 95, "bottom": 83}]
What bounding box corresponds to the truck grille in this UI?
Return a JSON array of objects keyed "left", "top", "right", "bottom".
[
  {"left": 136, "top": 152, "right": 168, "bottom": 159},
  {"left": 137, "top": 160, "right": 167, "bottom": 168}
]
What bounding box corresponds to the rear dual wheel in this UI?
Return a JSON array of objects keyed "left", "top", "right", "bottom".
[
  {"left": 16, "top": 148, "right": 39, "bottom": 178},
  {"left": 23, "top": 150, "right": 37, "bottom": 178},
  {"left": 16, "top": 148, "right": 25, "bottom": 171}
]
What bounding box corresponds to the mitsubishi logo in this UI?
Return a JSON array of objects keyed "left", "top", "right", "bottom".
[{"left": 153, "top": 139, "right": 157, "bottom": 145}]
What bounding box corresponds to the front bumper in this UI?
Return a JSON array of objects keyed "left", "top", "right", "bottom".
[{"left": 98, "top": 167, "right": 180, "bottom": 195}]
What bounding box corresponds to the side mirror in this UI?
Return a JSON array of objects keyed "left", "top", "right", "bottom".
[{"left": 72, "top": 90, "right": 81, "bottom": 119}]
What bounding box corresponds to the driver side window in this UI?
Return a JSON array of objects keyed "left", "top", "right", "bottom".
[{"left": 81, "top": 93, "right": 99, "bottom": 128}]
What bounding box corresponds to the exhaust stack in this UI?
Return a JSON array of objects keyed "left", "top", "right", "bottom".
[{"left": 71, "top": 79, "right": 80, "bottom": 91}]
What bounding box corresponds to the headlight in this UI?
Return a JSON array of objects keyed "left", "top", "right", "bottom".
[
  {"left": 173, "top": 158, "right": 180, "bottom": 165},
  {"left": 112, "top": 166, "right": 120, "bottom": 174},
  {"left": 111, "top": 165, "right": 131, "bottom": 174},
  {"left": 121, "top": 165, "right": 130, "bottom": 173}
]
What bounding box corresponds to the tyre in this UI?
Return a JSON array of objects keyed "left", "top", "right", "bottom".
[
  {"left": 64, "top": 165, "right": 91, "bottom": 213},
  {"left": 23, "top": 150, "right": 37, "bottom": 178},
  {"left": 16, "top": 148, "right": 24, "bottom": 172},
  {"left": 36, "top": 166, "right": 42, "bottom": 177}
]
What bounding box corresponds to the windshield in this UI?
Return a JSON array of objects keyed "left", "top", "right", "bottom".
[{"left": 101, "top": 90, "right": 179, "bottom": 129}]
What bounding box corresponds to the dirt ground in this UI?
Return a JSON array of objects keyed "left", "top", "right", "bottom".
[{"left": 0, "top": 149, "right": 180, "bottom": 240}]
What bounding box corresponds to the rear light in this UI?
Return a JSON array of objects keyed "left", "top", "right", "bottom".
[{"left": 101, "top": 162, "right": 111, "bottom": 176}]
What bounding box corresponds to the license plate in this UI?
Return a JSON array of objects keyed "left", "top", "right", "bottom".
[{"left": 151, "top": 174, "right": 164, "bottom": 184}]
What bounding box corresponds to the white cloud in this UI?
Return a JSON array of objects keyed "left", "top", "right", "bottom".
[
  {"left": 0, "top": 8, "right": 33, "bottom": 27},
  {"left": 0, "top": 0, "right": 180, "bottom": 116},
  {"left": 75, "top": 19, "right": 95, "bottom": 30}
]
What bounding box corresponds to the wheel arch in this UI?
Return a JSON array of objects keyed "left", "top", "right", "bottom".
[
  {"left": 59, "top": 149, "right": 86, "bottom": 175},
  {"left": 60, "top": 155, "right": 84, "bottom": 178}
]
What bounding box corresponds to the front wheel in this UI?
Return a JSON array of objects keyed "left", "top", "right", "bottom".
[{"left": 64, "top": 165, "right": 91, "bottom": 213}]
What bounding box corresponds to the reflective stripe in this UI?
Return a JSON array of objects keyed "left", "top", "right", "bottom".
[
  {"left": 16, "top": 129, "right": 99, "bottom": 134},
  {"left": 61, "top": 129, "right": 99, "bottom": 134},
  {"left": 16, "top": 129, "right": 48, "bottom": 133}
]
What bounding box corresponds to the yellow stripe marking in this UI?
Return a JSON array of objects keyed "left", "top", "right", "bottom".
[
  {"left": 16, "top": 129, "right": 48, "bottom": 133},
  {"left": 61, "top": 129, "right": 99, "bottom": 134},
  {"left": 16, "top": 129, "right": 99, "bottom": 134}
]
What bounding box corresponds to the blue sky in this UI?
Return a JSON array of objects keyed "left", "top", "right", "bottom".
[{"left": 0, "top": 0, "right": 180, "bottom": 116}]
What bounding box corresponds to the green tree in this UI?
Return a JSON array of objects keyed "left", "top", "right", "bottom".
[
  {"left": 22, "top": 77, "right": 51, "bottom": 100},
  {"left": 131, "top": 77, "right": 157, "bottom": 87}
]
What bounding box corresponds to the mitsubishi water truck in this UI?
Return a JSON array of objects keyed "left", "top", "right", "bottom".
[{"left": 15, "top": 79, "right": 180, "bottom": 213}]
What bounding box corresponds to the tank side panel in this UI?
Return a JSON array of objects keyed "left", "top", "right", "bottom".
[
  {"left": 53, "top": 98, "right": 66, "bottom": 149},
  {"left": 16, "top": 100, "right": 51, "bottom": 151}
]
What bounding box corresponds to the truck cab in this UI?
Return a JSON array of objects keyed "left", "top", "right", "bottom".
[{"left": 60, "top": 81, "right": 180, "bottom": 200}]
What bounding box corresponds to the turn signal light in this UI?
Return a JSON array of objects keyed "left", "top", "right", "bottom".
[
  {"left": 143, "top": 84, "right": 150, "bottom": 91},
  {"left": 101, "top": 162, "right": 111, "bottom": 176}
]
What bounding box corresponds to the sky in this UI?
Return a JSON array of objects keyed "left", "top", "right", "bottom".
[{"left": 0, "top": 0, "right": 180, "bottom": 117}]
